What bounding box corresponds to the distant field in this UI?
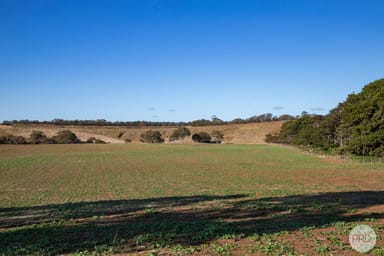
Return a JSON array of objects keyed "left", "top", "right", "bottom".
[
  {"left": 0, "top": 121, "right": 284, "bottom": 144},
  {"left": 0, "top": 144, "right": 383, "bottom": 255}
]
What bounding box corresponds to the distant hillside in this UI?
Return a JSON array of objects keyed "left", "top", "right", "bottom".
[{"left": 0, "top": 121, "right": 284, "bottom": 144}]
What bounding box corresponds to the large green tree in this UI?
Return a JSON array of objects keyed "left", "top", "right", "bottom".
[
  {"left": 337, "top": 79, "right": 384, "bottom": 156},
  {"left": 271, "top": 79, "right": 384, "bottom": 156}
]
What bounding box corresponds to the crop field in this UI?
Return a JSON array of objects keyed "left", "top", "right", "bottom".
[{"left": 0, "top": 144, "right": 384, "bottom": 255}]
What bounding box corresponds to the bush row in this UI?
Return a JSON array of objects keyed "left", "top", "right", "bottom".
[
  {"left": 139, "top": 127, "right": 224, "bottom": 144},
  {"left": 0, "top": 130, "right": 106, "bottom": 144}
]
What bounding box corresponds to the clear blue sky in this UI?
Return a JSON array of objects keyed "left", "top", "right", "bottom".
[{"left": 1, "top": 0, "right": 383, "bottom": 122}]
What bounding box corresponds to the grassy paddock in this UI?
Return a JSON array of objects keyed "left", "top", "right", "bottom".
[{"left": 0, "top": 144, "right": 383, "bottom": 255}]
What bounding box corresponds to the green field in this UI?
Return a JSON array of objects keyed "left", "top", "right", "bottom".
[{"left": 0, "top": 144, "right": 383, "bottom": 255}]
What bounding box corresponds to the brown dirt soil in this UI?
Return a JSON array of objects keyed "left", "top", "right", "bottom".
[{"left": 88, "top": 192, "right": 384, "bottom": 255}]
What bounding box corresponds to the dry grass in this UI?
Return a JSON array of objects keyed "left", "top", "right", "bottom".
[{"left": 0, "top": 121, "right": 284, "bottom": 144}]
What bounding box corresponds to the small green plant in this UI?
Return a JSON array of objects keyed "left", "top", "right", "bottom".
[
  {"left": 144, "top": 207, "right": 155, "bottom": 213},
  {"left": 300, "top": 226, "right": 315, "bottom": 238},
  {"left": 211, "top": 243, "right": 236, "bottom": 255},
  {"left": 314, "top": 238, "right": 331, "bottom": 254},
  {"left": 93, "top": 244, "right": 114, "bottom": 255},
  {"left": 73, "top": 250, "right": 91, "bottom": 256},
  {"left": 147, "top": 250, "right": 159, "bottom": 256},
  {"left": 221, "top": 233, "right": 245, "bottom": 240},
  {"left": 374, "top": 247, "right": 384, "bottom": 255},
  {"left": 250, "top": 233, "right": 261, "bottom": 241},
  {"left": 253, "top": 238, "right": 295, "bottom": 255},
  {"left": 172, "top": 244, "right": 197, "bottom": 255},
  {"left": 327, "top": 234, "right": 344, "bottom": 249}
]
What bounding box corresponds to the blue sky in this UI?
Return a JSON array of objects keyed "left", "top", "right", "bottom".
[{"left": 1, "top": 0, "right": 383, "bottom": 122}]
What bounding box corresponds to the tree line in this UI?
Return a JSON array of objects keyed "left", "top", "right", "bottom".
[
  {"left": 2, "top": 114, "right": 295, "bottom": 127},
  {"left": 266, "top": 79, "right": 384, "bottom": 157}
]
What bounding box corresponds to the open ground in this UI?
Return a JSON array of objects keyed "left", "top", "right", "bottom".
[{"left": 0, "top": 144, "right": 383, "bottom": 255}]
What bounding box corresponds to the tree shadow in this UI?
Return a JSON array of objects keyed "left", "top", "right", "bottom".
[
  {"left": 0, "top": 194, "right": 245, "bottom": 229},
  {"left": 0, "top": 191, "right": 383, "bottom": 255}
]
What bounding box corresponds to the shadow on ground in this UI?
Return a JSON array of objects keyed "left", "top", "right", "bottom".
[{"left": 0, "top": 191, "right": 383, "bottom": 255}]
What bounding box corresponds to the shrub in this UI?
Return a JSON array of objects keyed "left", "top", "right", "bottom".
[
  {"left": 265, "top": 133, "right": 280, "bottom": 143},
  {"left": 13, "top": 136, "right": 27, "bottom": 144},
  {"left": 52, "top": 130, "right": 81, "bottom": 144},
  {"left": 192, "top": 132, "right": 211, "bottom": 143},
  {"left": 0, "top": 134, "right": 27, "bottom": 144},
  {"left": 140, "top": 130, "right": 164, "bottom": 143},
  {"left": 124, "top": 138, "right": 132, "bottom": 143},
  {"left": 211, "top": 130, "right": 224, "bottom": 144},
  {"left": 29, "top": 130, "right": 50, "bottom": 144},
  {"left": 86, "top": 137, "right": 106, "bottom": 144},
  {"left": 169, "top": 127, "right": 191, "bottom": 141},
  {"left": 86, "top": 137, "right": 97, "bottom": 143},
  {"left": 85, "top": 137, "right": 107, "bottom": 144}
]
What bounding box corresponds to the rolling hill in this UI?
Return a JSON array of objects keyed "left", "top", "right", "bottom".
[{"left": 0, "top": 121, "right": 284, "bottom": 144}]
